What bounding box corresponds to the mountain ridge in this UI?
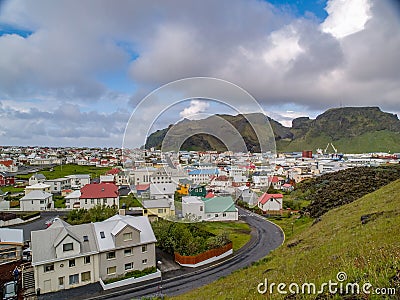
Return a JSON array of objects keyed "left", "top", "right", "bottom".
[{"left": 145, "top": 106, "right": 400, "bottom": 153}]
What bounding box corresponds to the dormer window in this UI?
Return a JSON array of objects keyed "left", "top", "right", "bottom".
[
  {"left": 63, "top": 243, "right": 73, "bottom": 252},
  {"left": 123, "top": 232, "right": 132, "bottom": 241},
  {"left": 100, "top": 231, "right": 105, "bottom": 239}
]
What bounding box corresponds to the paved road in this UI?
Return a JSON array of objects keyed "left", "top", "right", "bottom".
[
  {"left": 11, "top": 211, "right": 67, "bottom": 241},
  {"left": 79, "top": 207, "right": 284, "bottom": 300}
]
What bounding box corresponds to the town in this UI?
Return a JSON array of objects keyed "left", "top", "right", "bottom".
[{"left": 0, "top": 145, "right": 399, "bottom": 299}]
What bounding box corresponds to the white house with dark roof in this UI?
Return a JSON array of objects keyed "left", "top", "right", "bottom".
[{"left": 31, "top": 214, "right": 157, "bottom": 294}]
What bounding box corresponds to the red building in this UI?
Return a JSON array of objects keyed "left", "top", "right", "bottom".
[{"left": 0, "top": 172, "right": 15, "bottom": 186}]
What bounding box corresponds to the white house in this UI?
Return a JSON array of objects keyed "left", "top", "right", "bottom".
[
  {"left": 65, "top": 190, "right": 81, "bottom": 210},
  {"left": 28, "top": 174, "right": 47, "bottom": 186},
  {"left": 25, "top": 183, "right": 51, "bottom": 195},
  {"left": 31, "top": 215, "right": 157, "bottom": 294},
  {"left": 182, "top": 196, "right": 238, "bottom": 221},
  {"left": 20, "top": 190, "right": 53, "bottom": 211},
  {"left": 65, "top": 174, "right": 91, "bottom": 190},
  {"left": 257, "top": 193, "right": 283, "bottom": 212},
  {"left": 149, "top": 183, "right": 176, "bottom": 200},
  {"left": 78, "top": 183, "right": 119, "bottom": 209},
  {"left": 44, "top": 178, "right": 71, "bottom": 194}
]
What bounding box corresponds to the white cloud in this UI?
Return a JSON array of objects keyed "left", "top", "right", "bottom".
[
  {"left": 0, "top": 0, "right": 399, "bottom": 147},
  {"left": 321, "top": 0, "right": 372, "bottom": 38},
  {"left": 179, "top": 100, "right": 210, "bottom": 119}
]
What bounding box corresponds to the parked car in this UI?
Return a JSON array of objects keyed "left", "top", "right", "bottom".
[{"left": 2, "top": 281, "right": 18, "bottom": 300}]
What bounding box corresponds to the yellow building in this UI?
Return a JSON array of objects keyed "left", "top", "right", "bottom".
[{"left": 176, "top": 183, "right": 189, "bottom": 195}]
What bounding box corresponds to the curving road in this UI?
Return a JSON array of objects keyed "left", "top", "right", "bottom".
[{"left": 80, "top": 207, "right": 284, "bottom": 300}]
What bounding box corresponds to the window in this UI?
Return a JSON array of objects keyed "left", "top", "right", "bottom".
[
  {"left": 141, "top": 245, "right": 147, "bottom": 253},
  {"left": 125, "top": 262, "right": 133, "bottom": 270},
  {"left": 158, "top": 209, "right": 164, "bottom": 214},
  {"left": 85, "top": 199, "right": 88, "bottom": 205},
  {"left": 58, "top": 277, "right": 64, "bottom": 286},
  {"left": 91, "top": 199, "right": 94, "bottom": 204},
  {"left": 223, "top": 213, "right": 227, "bottom": 217},
  {"left": 83, "top": 235, "right": 88, "bottom": 242},
  {"left": 84, "top": 256, "right": 90, "bottom": 264},
  {"left": 107, "top": 266, "right": 116, "bottom": 275},
  {"left": 200, "top": 206, "right": 203, "bottom": 211},
  {"left": 124, "top": 248, "right": 132, "bottom": 256},
  {"left": 69, "top": 274, "right": 79, "bottom": 285},
  {"left": 44, "top": 264, "right": 54, "bottom": 272},
  {"left": 100, "top": 231, "right": 105, "bottom": 239},
  {"left": 81, "top": 271, "right": 91, "bottom": 282},
  {"left": 63, "top": 243, "right": 73, "bottom": 252},
  {"left": 106, "top": 251, "right": 116, "bottom": 260},
  {"left": 215, "top": 214, "right": 219, "bottom": 218},
  {"left": 123, "top": 232, "right": 132, "bottom": 241},
  {"left": 69, "top": 259, "right": 75, "bottom": 267},
  {"left": 142, "top": 259, "right": 147, "bottom": 264},
  {"left": 40, "top": 200, "right": 45, "bottom": 204}
]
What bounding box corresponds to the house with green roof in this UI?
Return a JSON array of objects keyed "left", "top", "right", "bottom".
[{"left": 182, "top": 195, "right": 238, "bottom": 221}]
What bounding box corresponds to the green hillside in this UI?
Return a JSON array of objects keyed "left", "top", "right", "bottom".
[{"left": 173, "top": 180, "right": 400, "bottom": 299}]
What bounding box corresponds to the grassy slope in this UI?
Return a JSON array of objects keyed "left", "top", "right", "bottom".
[
  {"left": 173, "top": 180, "right": 400, "bottom": 299},
  {"left": 277, "top": 130, "right": 400, "bottom": 153},
  {"left": 199, "top": 221, "right": 251, "bottom": 252}
]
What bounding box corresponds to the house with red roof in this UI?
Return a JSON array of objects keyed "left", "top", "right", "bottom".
[
  {"left": 0, "top": 160, "right": 17, "bottom": 172},
  {"left": 135, "top": 183, "right": 150, "bottom": 197},
  {"left": 77, "top": 183, "right": 119, "bottom": 210},
  {"left": 258, "top": 193, "right": 283, "bottom": 212}
]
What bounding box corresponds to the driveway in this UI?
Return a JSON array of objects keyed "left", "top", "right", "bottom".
[{"left": 11, "top": 211, "right": 67, "bottom": 241}]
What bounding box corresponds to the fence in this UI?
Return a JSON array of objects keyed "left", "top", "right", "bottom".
[{"left": 175, "top": 242, "right": 233, "bottom": 266}]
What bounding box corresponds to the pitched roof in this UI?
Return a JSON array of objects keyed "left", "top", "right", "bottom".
[
  {"left": 135, "top": 183, "right": 150, "bottom": 191},
  {"left": 20, "top": 190, "right": 52, "bottom": 201},
  {"left": 258, "top": 193, "right": 283, "bottom": 205},
  {"left": 203, "top": 196, "right": 237, "bottom": 213},
  {"left": 205, "top": 192, "right": 215, "bottom": 198},
  {"left": 80, "top": 183, "right": 118, "bottom": 199},
  {"left": 93, "top": 215, "right": 156, "bottom": 252},
  {"left": 0, "top": 160, "right": 13, "bottom": 167},
  {"left": 106, "top": 168, "right": 121, "bottom": 175}
]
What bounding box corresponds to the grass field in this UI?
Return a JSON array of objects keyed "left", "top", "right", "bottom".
[
  {"left": 173, "top": 180, "right": 400, "bottom": 300},
  {"left": 0, "top": 186, "right": 25, "bottom": 193},
  {"left": 119, "top": 194, "right": 142, "bottom": 208},
  {"left": 199, "top": 221, "right": 251, "bottom": 252},
  {"left": 17, "top": 164, "right": 113, "bottom": 180}
]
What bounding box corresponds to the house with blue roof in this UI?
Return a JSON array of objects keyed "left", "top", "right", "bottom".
[{"left": 188, "top": 168, "right": 219, "bottom": 184}]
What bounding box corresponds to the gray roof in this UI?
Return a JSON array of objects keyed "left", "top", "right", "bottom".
[
  {"left": 0, "top": 228, "right": 23, "bottom": 244},
  {"left": 20, "top": 190, "right": 52, "bottom": 201},
  {"left": 31, "top": 220, "right": 98, "bottom": 265},
  {"left": 150, "top": 183, "right": 176, "bottom": 195},
  {"left": 31, "top": 215, "right": 156, "bottom": 265},
  {"left": 143, "top": 199, "right": 171, "bottom": 209},
  {"left": 32, "top": 173, "right": 46, "bottom": 180}
]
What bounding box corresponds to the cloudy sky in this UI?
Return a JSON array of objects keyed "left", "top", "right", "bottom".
[{"left": 0, "top": 0, "right": 399, "bottom": 147}]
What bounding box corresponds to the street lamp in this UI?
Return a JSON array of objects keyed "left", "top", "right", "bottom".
[{"left": 157, "top": 260, "right": 163, "bottom": 299}]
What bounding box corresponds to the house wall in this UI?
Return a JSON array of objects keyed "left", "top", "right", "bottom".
[
  {"left": 98, "top": 242, "right": 156, "bottom": 280},
  {"left": 259, "top": 198, "right": 282, "bottom": 211},
  {"left": 55, "top": 236, "right": 81, "bottom": 259},
  {"left": 78, "top": 197, "right": 119, "bottom": 210},
  {"left": 203, "top": 211, "right": 238, "bottom": 221},
  {"left": 143, "top": 207, "right": 173, "bottom": 218},
  {"left": 34, "top": 253, "right": 99, "bottom": 294},
  {"left": 182, "top": 201, "right": 204, "bottom": 220},
  {"left": 20, "top": 196, "right": 52, "bottom": 211}
]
